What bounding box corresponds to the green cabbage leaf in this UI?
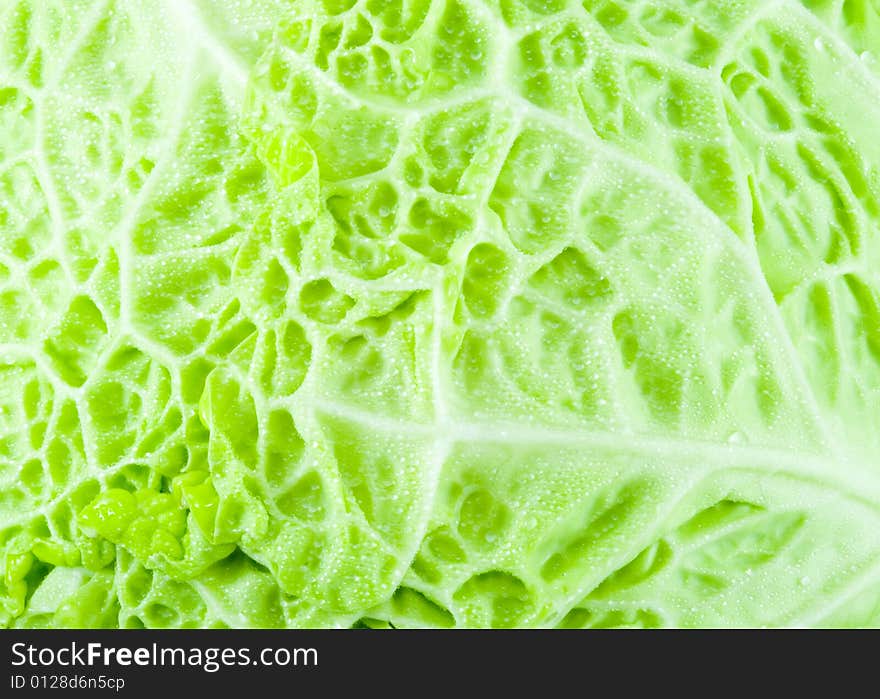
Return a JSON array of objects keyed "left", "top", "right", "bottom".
[{"left": 1, "top": 0, "right": 880, "bottom": 628}]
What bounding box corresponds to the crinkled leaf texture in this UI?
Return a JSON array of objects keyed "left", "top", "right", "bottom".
[{"left": 0, "top": 0, "right": 879, "bottom": 628}]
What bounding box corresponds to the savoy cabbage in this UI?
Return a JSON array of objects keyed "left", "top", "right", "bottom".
[{"left": 1, "top": 0, "right": 879, "bottom": 628}]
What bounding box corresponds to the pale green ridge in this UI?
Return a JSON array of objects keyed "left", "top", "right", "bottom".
[{"left": 0, "top": 0, "right": 879, "bottom": 628}]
